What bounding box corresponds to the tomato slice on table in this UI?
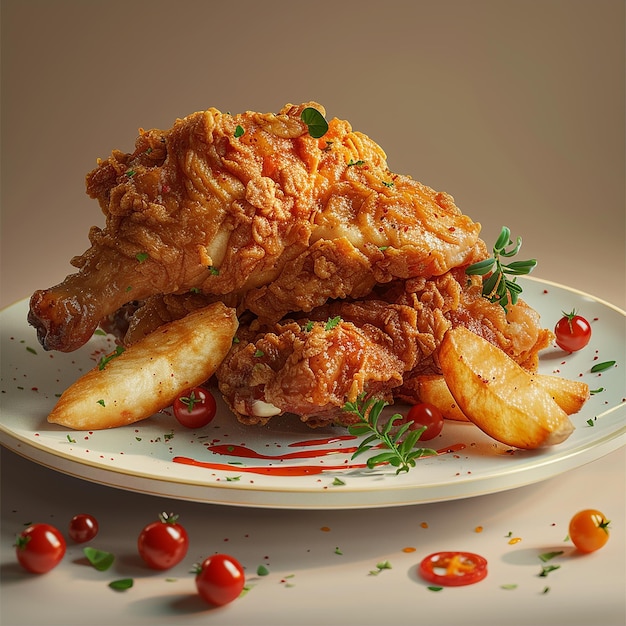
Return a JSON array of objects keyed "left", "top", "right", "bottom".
[{"left": 419, "top": 551, "right": 488, "bottom": 586}]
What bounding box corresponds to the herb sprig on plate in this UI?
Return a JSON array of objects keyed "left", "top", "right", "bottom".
[
  {"left": 466, "top": 226, "right": 536, "bottom": 311},
  {"left": 343, "top": 394, "right": 436, "bottom": 474}
]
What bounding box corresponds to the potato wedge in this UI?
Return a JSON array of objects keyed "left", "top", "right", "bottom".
[
  {"left": 48, "top": 302, "right": 238, "bottom": 430},
  {"left": 439, "top": 327, "right": 574, "bottom": 449},
  {"left": 414, "top": 372, "right": 589, "bottom": 421},
  {"left": 534, "top": 374, "right": 590, "bottom": 415},
  {"left": 413, "top": 374, "right": 469, "bottom": 421}
]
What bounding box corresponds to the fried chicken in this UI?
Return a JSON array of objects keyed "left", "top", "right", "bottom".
[
  {"left": 216, "top": 269, "right": 552, "bottom": 427},
  {"left": 28, "top": 102, "right": 483, "bottom": 353}
]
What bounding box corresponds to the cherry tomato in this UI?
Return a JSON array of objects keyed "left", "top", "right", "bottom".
[
  {"left": 195, "top": 553, "right": 246, "bottom": 606},
  {"left": 173, "top": 387, "right": 217, "bottom": 429},
  {"left": 68, "top": 514, "right": 99, "bottom": 543},
  {"left": 554, "top": 310, "right": 591, "bottom": 352},
  {"left": 419, "top": 551, "right": 488, "bottom": 586},
  {"left": 569, "top": 509, "right": 610, "bottom": 553},
  {"left": 15, "top": 523, "right": 66, "bottom": 574},
  {"left": 402, "top": 403, "right": 444, "bottom": 440},
  {"left": 137, "top": 512, "right": 189, "bottom": 570}
]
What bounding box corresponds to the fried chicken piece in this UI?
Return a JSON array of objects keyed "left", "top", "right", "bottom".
[
  {"left": 28, "top": 102, "right": 483, "bottom": 352},
  {"left": 216, "top": 300, "right": 422, "bottom": 427},
  {"left": 216, "top": 269, "right": 552, "bottom": 427}
]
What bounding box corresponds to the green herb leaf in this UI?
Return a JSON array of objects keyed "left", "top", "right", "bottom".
[
  {"left": 343, "top": 393, "right": 436, "bottom": 474},
  {"left": 332, "top": 477, "right": 346, "bottom": 486},
  {"left": 300, "top": 107, "right": 328, "bottom": 138},
  {"left": 84, "top": 547, "right": 115, "bottom": 571},
  {"left": 466, "top": 226, "right": 536, "bottom": 312},
  {"left": 98, "top": 345, "right": 125, "bottom": 371},
  {"left": 97, "top": 399, "right": 106, "bottom": 407},
  {"left": 257, "top": 565, "right": 270, "bottom": 576},
  {"left": 427, "top": 585, "right": 444, "bottom": 592},
  {"left": 324, "top": 316, "right": 342, "bottom": 331},
  {"left": 135, "top": 252, "right": 149, "bottom": 263},
  {"left": 538, "top": 564, "right": 560, "bottom": 577},
  {"left": 501, "top": 584, "right": 518, "bottom": 590},
  {"left": 234, "top": 125, "right": 245, "bottom": 138},
  {"left": 109, "top": 578, "right": 133, "bottom": 591},
  {"left": 538, "top": 551, "right": 563, "bottom": 562},
  {"left": 590, "top": 360, "right": 615, "bottom": 373}
]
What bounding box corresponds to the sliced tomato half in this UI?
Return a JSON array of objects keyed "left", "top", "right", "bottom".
[{"left": 419, "top": 551, "right": 488, "bottom": 586}]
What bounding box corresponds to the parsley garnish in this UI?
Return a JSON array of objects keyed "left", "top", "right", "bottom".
[
  {"left": 343, "top": 393, "right": 437, "bottom": 474},
  {"left": 324, "top": 316, "right": 342, "bottom": 331},
  {"left": 84, "top": 547, "right": 115, "bottom": 571},
  {"left": 300, "top": 107, "right": 328, "bottom": 138},
  {"left": 234, "top": 125, "right": 245, "bottom": 138},
  {"left": 466, "top": 226, "right": 536, "bottom": 311},
  {"left": 109, "top": 578, "right": 133, "bottom": 591},
  {"left": 347, "top": 158, "right": 365, "bottom": 167},
  {"left": 135, "top": 252, "right": 149, "bottom": 263},
  {"left": 98, "top": 345, "right": 125, "bottom": 370},
  {"left": 590, "top": 360, "right": 615, "bottom": 373}
]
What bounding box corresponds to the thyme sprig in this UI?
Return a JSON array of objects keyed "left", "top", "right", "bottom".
[
  {"left": 343, "top": 394, "right": 436, "bottom": 474},
  {"left": 466, "top": 226, "right": 536, "bottom": 311}
]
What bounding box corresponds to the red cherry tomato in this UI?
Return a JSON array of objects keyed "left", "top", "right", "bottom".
[
  {"left": 554, "top": 310, "right": 591, "bottom": 352},
  {"left": 195, "top": 553, "right": 246, "bottom": 606},
  {"left": 15, "top": 523, "right": 66, "bottom": 574},
  {"left": 419, "top": 551, "right": 488, "bottom": 586},
  {"left": 173, "top": 387, "right": 217, "bottom": 429},
  {"left": 68, "top": 514, "right": 99, "bottom": 543},
  {"left": 569, "top": 509, "right": 610, "bottom": 553},
  {"left": 402, "top": 403, "right": 444, "bottom": 440},
  {"left": 137, "top": 513, "right": 189, "bottom": 570}
]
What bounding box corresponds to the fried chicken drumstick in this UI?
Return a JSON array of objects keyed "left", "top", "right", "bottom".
[{"left": 28, "top": 102, "right": 483, "bottom": 352}]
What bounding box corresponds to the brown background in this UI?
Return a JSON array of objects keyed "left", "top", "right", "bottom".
[{"left": 2, "top": 0, "right": 624, "bottom": 310}]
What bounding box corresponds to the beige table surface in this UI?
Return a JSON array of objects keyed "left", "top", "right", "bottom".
[{"left": 1, "top": 2, "right": 625, "bottom": 625}]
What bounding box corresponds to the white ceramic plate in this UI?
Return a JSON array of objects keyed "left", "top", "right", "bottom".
[{"left": 1, "top": 277, "right": 624, "bottom": 509}]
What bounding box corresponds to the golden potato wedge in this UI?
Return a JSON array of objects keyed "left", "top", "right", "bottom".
[
  {"left": 414, "top": 372, "right": 589, "bottom": 420},
  {"left": 534, "top": 374, "right": 590, "bottom": 415},
  {"left": 48, "top": 302, "right": 238, "bottom": 430},
  {"left": 413, "top": 374, "right": 469, "bottom": 421},
  {"left": 439, "top": 327, "right": 574, "bottom": 449}
]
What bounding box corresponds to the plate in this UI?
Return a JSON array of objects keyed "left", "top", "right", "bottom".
[{"left": 1, "top": 277, "right": 624, "bottom": 509}]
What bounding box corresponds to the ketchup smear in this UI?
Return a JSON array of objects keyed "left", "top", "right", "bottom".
[{"left": 172, "top": 435, "right": 465, "bottom": 477}]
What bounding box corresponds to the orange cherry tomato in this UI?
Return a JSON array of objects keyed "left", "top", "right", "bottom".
[
  {"left": 569, "top": 509, "right": 610, "bottom": 553},
  {"left": 419, "top": 551, "right": 488, "bottom": 586}
]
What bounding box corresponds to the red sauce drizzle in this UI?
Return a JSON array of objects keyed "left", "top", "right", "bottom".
[{"left": 172, "top": 443, "right": 466, "bottom": 477}]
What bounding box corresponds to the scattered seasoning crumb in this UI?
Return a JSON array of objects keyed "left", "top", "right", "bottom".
[
  {"left": 320, "top": 526, "right": 331, "bottom": 532},
  {"left": 501, "top": 584, "right": 518, "bottom": 590},
  {"left": 542, "top": 586, "right": 551, "bottom": 594},
  {"left": 402, "top": 547, "right": 416, "bottom": 553},
  {"left": 508, "top": 537, "right": 522, "bottom": 545},
  {"left": 474, "top": 526, "right": 484, "bottom": 533},
  {"left": 334, "top": 547, "right": 343, "bottom": 555},
  {"left": 420, "top": 522, "right": 429, "bottom": 529},
  {"left": 26, "top": 346, "right": 37, "bottom": 355}
]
